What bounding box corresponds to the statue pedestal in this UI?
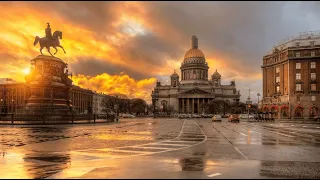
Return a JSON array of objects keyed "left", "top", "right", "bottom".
[{"left": 25, "top": 55, "right": 72, "bottom": 114}]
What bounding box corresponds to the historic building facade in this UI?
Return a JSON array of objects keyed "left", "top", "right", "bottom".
[
  {"left": 261, "top": 31, "right": 320, "bottom": 119},
  {"left": 69, "top": 85, "right": 94, "bottom": 114},
  {"left": 0, "top": 78, "right": 30, "bottom": 114},
  {"left": 151, "top": 35, "right": 241, "bottom": 114}
]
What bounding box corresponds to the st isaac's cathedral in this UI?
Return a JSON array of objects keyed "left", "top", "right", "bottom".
[{"left": 151, "top": 35, "right": 241, "bottom": 114}]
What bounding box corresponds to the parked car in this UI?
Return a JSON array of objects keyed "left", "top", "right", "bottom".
[
  {"left": 248, "top": 114, "right": 255, "bottom": 119},
  {"left": 122, "top": 114, "right": 135, "bottom": 118},
  {"left": 212, "top": 115, "right": 222, "bottom": 122},
  {"left": 221, "top": 114, "right": 229, "bottom": 118},
  {"left": 228, "top": 114, "right": 240, "bottom": 123},
  {"left": 314, "top": 115, "right": 320, "bottom": 121},
  {"left": 239, "top": 114, "right": 248, "bottom": 119}
]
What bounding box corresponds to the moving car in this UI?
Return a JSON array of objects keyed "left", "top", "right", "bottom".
[
  {"left": 228, "top": 114, "right": 240, "bottom": 123},
  {"left": 212, "top": 115, "right": 222, "bottom": 122},
  {"left": 314, "top": 115, "right": 320, "bottom": 121}
]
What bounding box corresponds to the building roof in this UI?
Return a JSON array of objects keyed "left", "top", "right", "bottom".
[
  {"left": 0, "top": 78, "right": 23, "bottom": 85},
  {"left": 212, "top": 69, "right": 221, "bottom": 77},
  {"left": 170, "top": 70, "right": 179, "bottom": 77},
  {"left": 266, "top": 30, "right": 320, "bottom": 55}
]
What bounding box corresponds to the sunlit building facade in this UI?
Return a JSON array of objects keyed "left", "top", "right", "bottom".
[
  {"left": 151, "top": 35, "right": 241, "bottom": 114},
  {"left": 261, "top": 31, "right": 320, "bottom": 119},
  {"left": 0, "top": 78, "right": 30, "bottom": 114}
]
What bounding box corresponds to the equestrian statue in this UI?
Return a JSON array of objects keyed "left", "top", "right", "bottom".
[{"left": 34, "top": 23, "right": 66, "bottom": 57}]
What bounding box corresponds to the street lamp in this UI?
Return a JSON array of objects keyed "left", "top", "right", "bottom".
[
  {"left": 257, "top": 93, "right": 260, "bottom": 111},
  {"left": 11, "top": 99, "right": 14, "bottom": 114}
]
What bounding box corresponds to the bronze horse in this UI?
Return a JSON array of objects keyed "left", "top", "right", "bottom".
[{"left": 34, "top": 30, "right": 66, "bottom": 57}]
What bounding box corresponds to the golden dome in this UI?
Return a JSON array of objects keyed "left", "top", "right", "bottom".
[{"left": 184, "top": 48, "right": 205, "bottom": 59}]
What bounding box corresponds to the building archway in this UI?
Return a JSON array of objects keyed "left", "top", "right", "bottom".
[
  {"left": 271, "top": 106, "right": 278, "bottom": 119},
  {"left": 310, "top": 106, "right": 319, "bottom": 118},
  {"left": 280, "top": 106, "right": 289, "bottom": 119},
  {"left": 294, "top": 106, "right": 304, "bottom": 118}
]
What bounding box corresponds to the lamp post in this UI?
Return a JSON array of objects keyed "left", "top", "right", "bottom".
[
  {"left": 11, "top": 99, "right": 14, "bottom": 114},
  {"left": 246, "top": 89, "right": 252, "bottom": 122},
  {"left": 257, "top": 93, "right": 260, "bottom": 111}
]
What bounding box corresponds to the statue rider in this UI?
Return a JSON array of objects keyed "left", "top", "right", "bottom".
[{"left": 45, "top": 23, "right": 53, "bottom": 40}]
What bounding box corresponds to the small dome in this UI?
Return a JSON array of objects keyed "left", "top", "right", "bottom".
[
  {"left": 184, "top": 48, "right": 205, "bottom": 59},
  {"left": 171, "top": 70, "right": 179, "bottom": 77},
  {"left": 212, "top": 69, "right": 221, "bottom": 77}
]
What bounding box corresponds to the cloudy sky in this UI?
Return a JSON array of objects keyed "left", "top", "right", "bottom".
[{"left": 1, "top": 1, "right": 320, "bottom": 103}]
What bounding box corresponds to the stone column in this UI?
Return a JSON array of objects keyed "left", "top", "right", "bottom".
[
  {"left": 182, "top": 98, "right": 185, "bottom": 113},
  {"left": 198, "top": 98, "right": 200, "bottom": 114},
  {"left": 192, "top": 98, "right": 194, "bottom": 114},
  {"left": 186, "top": 98, "right": 189, "bottom": 114}
]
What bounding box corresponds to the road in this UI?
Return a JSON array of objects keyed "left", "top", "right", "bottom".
[{"left": 0, "top": 118, "right": 320, "bottom": 179}]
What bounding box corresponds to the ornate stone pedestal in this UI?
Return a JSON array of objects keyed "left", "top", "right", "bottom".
[{"left": 25, "top": 55, "right": 72, "bottom": 114}]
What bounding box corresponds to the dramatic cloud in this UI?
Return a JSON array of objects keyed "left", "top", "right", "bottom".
[
  {"left": 71, "top": 73, "right": 157, "bottom": 102},
  {"left": 1, "top": 1, "right": 320, "bottom": 102}
]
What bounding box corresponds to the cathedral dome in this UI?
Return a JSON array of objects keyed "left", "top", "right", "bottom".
[{"left": 184, "top": 48, "right": 205, "bottom": 59}]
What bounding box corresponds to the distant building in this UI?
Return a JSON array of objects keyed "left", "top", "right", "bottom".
[
  {"left": 151, "top": 35, "right": 241, "bottom": 114},
  {"left": 261, "top": 31, "right": 320, "bottom": 119},
  {"left": 69, "top": 85, "right": 94, "bottom": 114},
  {"left": 93, "top": 92, "right": 107, "bottom": 114}
]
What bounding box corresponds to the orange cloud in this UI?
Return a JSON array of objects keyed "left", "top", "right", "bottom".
[{"left": 71, "top": 73, "right": 157, "bottom": 103}]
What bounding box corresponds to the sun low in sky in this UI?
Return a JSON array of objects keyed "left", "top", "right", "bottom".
[{"left": 22, "top": 68, "right": 30, "bottom": 75}]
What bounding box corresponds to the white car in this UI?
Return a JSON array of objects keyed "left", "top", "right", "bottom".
[
  {"left": 212, "top": 115, "right": 222, "bottom": 122},
  {"left": 248, "top": 114, "right": 254, "bottom": 119},
  {"left": 239, "top": 114, "right": 248, "bottom": 119}
]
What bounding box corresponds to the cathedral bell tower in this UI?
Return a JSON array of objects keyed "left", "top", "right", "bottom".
[
  {"left": 170, "top": 70, "right": 180, "bottom": 87},
  {"left": 212, "top": 69, "right": 221, "bottom": 87}
]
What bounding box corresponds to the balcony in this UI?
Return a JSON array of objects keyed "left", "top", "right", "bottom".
[
  {"left": 310, "top": 79, "right": 317, "bottom": 83},
  {"left": 295, "top": 79, "right": 303, "bottom": 84}
]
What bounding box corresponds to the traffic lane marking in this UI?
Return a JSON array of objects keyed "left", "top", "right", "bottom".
[{"left": 208, "top": 173, "right": 222, "bottom": 177}]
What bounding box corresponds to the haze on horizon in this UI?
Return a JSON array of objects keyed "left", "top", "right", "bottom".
[{"left": 1, "top": 1, "right": 320, "bottom": 103}]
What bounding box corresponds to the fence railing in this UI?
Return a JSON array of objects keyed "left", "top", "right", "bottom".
[{"left": 0, "top": 113, "right": 116, "bottom": 125}]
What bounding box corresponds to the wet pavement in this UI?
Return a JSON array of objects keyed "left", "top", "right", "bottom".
[{"left": 1, "top": 118, "right": 320, "bottom": 179}]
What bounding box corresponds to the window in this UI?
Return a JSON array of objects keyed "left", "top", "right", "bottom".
[
  {"left": 296, "top": 84, "right": 301, "bottom": 91},
  {"left": 276, "top": 77, "right": 280, "bottom": 83},
  {"left": 296, "top": 63, "right": 301, "bottom": 69},
  {"left": 295, "top": 52, "right": 300, "bottom": 57},
  {"left": 311, "top": 62, "right": 316, "bottom": 68},
  {"left": 276, "top": 86, "right": 280, "bottom": 93},
  {"left": 311, "top": 73, "right": 316, "bottom": 80},
  {"left": 310, "top": 41, "right": 315, "bottom": 47},
  {"left": 311, "top": 84, "right": 316, "bottom": 91},
  {"left": 312, "top": 96, "right": 316, "bottom": 102},
  {"left": 276, "top": 67, "right": 280, "bottom": 73},
  {"left": 311, "top": 51, "right": 315, "bottom": 57},
  {"left": 296, "top": 73, "right": 301, "bottom": 80}
]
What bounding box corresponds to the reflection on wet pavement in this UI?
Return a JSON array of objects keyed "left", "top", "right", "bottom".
[
  {"left": 1, "top": 118, "right": 320, "bottom": 179},
  {"left": 179, "top": 157, "right": 205, "bottom": 171}
]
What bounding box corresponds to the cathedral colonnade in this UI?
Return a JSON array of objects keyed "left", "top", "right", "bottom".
[{"left": 179, "top": 98, "right": 214, "bottom": 114}]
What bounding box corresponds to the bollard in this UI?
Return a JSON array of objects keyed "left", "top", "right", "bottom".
[
  {"left": 72, "top": 113, "right": 74, "bottom": 124},
  {"left": 11, "top": 113, "right": 14, "bottom": 125},
  {"left": 94, "top": 114, "right": 96, "bottom": 123}
]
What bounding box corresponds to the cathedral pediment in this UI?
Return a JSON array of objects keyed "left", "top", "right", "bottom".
[{"left": 180, "top": 88, "right": 211, "bottom": 95}]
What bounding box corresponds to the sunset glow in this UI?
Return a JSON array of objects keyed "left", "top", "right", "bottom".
[{"left": 1, "top": 1, "right": 315, "bottom": 103}]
